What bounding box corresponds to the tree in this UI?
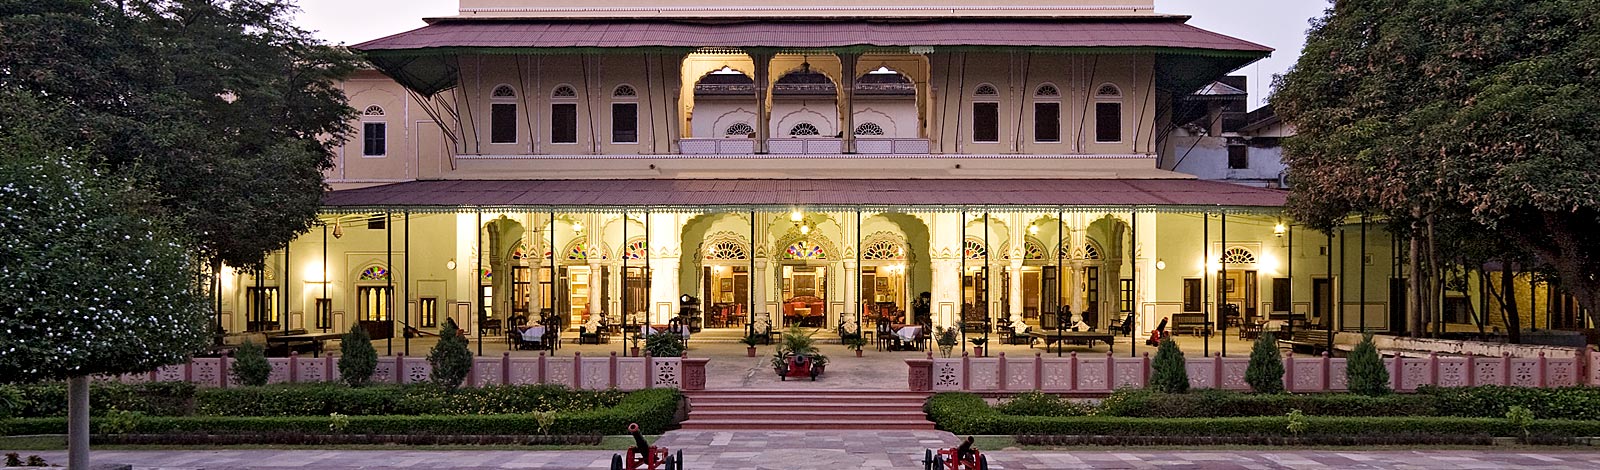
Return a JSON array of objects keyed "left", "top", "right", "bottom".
[
  {"left": 0, "top": 95, "right": 209, "bottom": 468},
  {"left": 427, "top": 318, "right": 472, "bottom": 389},
  {"left": 1245, "top": 333, "right": 1285, "bottom": 394},
  {"left": 340, "top": 324, "right": 378, "bottom": 387},
  {"left": 1147, "top": 337, "right": 1189, "bottom": 394},
  {"left": 1274, "top": 0, "right": 1600, "bottom": 330},
  {"left": 1346, "top": 334, "right": 1391, "bottom": 396},
  {"left": 231, "top": 340, "right": 272, "bottom": 387}
]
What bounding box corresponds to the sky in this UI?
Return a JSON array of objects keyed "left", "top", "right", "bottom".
[{"left": 293, "top": 0, "right": 1328, "bottom": 110}]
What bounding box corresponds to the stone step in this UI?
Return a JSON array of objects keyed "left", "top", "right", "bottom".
[
  {"left": 687, "top": 392, "right": 930, "bottom": 402},
  {"left": 691, "top": 403, "right": 925, "bottom": 412},
  {"left": 678, "top": 419, "right": 936, "bottom": 430},
  {"left": 687, "top": 410, "right": 928, "bottom": 420}
]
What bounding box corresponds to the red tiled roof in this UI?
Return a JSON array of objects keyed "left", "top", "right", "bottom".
[
  {"left": 353, "top": 19, "right": 1272, "bottom": 52},
  {"left": 322, "top": 179, "right": 1286, "bottom": 211}
]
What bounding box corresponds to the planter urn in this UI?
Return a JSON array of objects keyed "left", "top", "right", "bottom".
[{"left": 746, "top": 346, "right": 757, "bottom": 357}]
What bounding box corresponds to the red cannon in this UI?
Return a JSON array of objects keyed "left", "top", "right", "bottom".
[
  {"left": 610, "top": 423, "right": 683, "bottom": 470},
  {"left": 924, "top": 436, "right": 989, "bottom": 470}
]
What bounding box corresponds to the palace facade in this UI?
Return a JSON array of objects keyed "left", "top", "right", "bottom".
[{"left": 220, "top": 0, "right": 1424, "bottom": 348}]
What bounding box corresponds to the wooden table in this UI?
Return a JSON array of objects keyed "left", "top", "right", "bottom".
[
  {"left": 264, "top": 332, "right": 342, "bottom": 357},
  {"left": 1029, "top": 331, "right": 1116, "bottom": 352}
]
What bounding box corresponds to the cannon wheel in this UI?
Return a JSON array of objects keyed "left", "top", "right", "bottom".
[
  {"left": 609, "top": 454, "right": 623, "bottom": 470},
  {"left": 978, "top": 454, "right": 989, "bottom": 470},
  {"left": 676, "top": 449, "right": 685, "bottom": 470},
  {"left": 923, "top": 449, "right": 934, "bottom": 470},
  {"left": 664, "top": 453, "right": 675, "bottom": 470},
  {"left": 931, "top": 455, "right": 944, "bottom": 470}
]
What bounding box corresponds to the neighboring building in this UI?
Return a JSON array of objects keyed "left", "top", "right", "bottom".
[
  {"left": 221, "top": 0, "right": 1417, "bottom": 346},
  {"left": 1162, "top": 76, "right": 1293, "bottom": 188}
]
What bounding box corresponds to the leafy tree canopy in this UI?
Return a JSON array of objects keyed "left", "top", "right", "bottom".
[
  {"left": 0, "top": 0, "right": 359, "bottom": 270},
  {"left": 1275, "top": 0, "right": 1600, "bottom": 319}
]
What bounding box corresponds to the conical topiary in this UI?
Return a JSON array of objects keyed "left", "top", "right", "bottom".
[
  {"left": 1147, "top": 336, "right": 1189, "bottom": 393},
  {"left": 231, "top": 339, "right": 271, "bottom": 387},
  {"left": 428, "top": 317, "right": 472, "bottom": 389},
  {"left": 339, "top": 323, "right": 378, "bottom": 387},
  {"left": 1245, "top": 332, "right": 1285, "bottom": 394},
  {"left": 1346, "top": 333, "right": 1390, "bottom": 396}
]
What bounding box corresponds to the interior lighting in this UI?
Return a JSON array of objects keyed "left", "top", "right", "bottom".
[
  {"left": 790, "top": 211, "right": 804, "bottom": 222},
  {"left": 1274, "top": 222, "right": 1287, "bottom": 237},
  {"left": 446, "top": 259, "right": 457, "bottom": 270},
  {"left": 1028, "top": 224, "right": 1039, "bottom": 235},
  {"left": 1155, "top": 259, "right": 1166, "bottom": 271},
  {"left": 572, "top": 222, "right": 584, "bottom": 233},
  {"left": 800, "top": 224, "right": 811, "bottom": 235}
]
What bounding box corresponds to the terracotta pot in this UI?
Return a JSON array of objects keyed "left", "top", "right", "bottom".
[
  {"left": 975, "top": 346, "right": 986, "bottom": 357},
  {"left": 855, "top": 349, "right": 864, "bottom": 358},
  {"left": 631, "top": 346, "right": 641, "bottom": 357},
  {"left": 746, "top": 346, "right": 757, "bottom": 357}
]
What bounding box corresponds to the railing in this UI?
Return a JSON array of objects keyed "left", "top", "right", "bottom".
[
  {"left": 907, "top": 351, "right": 1591, "bottom": 393},
  {"left": 679, "top": 138, "right": 756, "bottom": 155},
  {"left": 855, "top": 138, "right": 931, "bottom": 154},
  {"left": 110, "top": 352, "right": 709, "bottom": 391},
  {"left": 768, "top": 138, "right": 843, "bottom": 154}
]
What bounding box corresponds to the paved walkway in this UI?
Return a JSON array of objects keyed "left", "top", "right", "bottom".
[{"left": 14, "top": 431, "right": 1600, "bottom": 469}]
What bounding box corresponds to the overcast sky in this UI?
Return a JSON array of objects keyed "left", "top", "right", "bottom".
[{"left": 293, "top": 0, "right": 1328, "bottom": 110}]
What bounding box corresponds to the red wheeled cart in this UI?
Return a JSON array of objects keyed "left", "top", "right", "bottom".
[{"left": 923, "top": 437, "right": 989, "bottom": 470}]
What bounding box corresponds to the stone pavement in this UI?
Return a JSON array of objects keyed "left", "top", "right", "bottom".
[{"left": 14, "top": 431, "right": 1600, "bottom": 469}]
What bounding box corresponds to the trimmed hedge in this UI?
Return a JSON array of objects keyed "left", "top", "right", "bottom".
[
  {"left": 2, "top": 382, "right": 195, "bottom": 418},
  {"left": 1421, "top": 386, "right": 1600, "bottom": 421},
  {"left": 2, "top": 382, "right": 627, "bottom": 418},
  {"left": 925, "top": 392, "right": 1600, "bottom": 437},
  {"left": 2, "top": 388, "right": 680, "bottom": 436},
  {"left": 1096, "top": 388, "right": 1437, "bottom": 418}
]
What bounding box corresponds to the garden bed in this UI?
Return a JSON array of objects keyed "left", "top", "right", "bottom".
[{"left": 91, "top": 432, "right": 602, "bottom": 446}]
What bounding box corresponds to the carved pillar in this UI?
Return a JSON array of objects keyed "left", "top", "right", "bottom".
[
  {"left": 838, "top": 52, "right": 859, "bottom": 153},
  {"left": 750, "top": 50, "right": 774, "bottom": 153}
]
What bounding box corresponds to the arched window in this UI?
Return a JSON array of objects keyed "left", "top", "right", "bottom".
[
  {"left": 611, "top": 84, "right": 638, "bottom": 143},
  {"left": 853, "top": 122, "right": 884, "bottom": 136},
  {"left": 551, "top": 85, "right": 578, "bottom": 144},
  {"left": 490, "top": 84, "right": 517, "bottom": 144},
  {"left": 789, "top": 123, "right": 820, "bottom": 136},
  {"left": 1034, "top": 83, "right": 1062, "bottom": 143},
  {"left": 1082, "top": 243, "right": 1101, "bottom": 260},
  {"left": 862, "top": 238, "right": 905, "bottom": 260},
  {"left": 783, "top": 240, "right": 827, "bottom": 260},
  {"left": 361, "top": 105, "right": 387, "bottom": 157},
  {"left": 963, "top": 239, "right": 988, "bottom": 260},
  {"left": 1095, "top": 83, "right": 1123, "bottom": 143},
  {"left": 1221, "top": 247, "right": 1257, "bottom": 264},
  {"left": 359, "top": 266, "right": 390, "bottom": 281},
  {"left": 972, "top": 83, "right": 1000, "bottom": 143},
  {"left": 705, "top": 239, "right": 749, "bottom": 260},
  {"left": 621, "top": 239, "right": 648, "bottom": 260},
  {"left": 511, "top": 243, "right": 528, "bottom": 260},
  {"left": 567, "top": 242, "right": 607, "bottom": 261},
  {"left": 724, "top": 122, "right": 755, "bottom": 136},
  {"left": 1023, "top": 239, "right": 1048, "bottom": 260}
]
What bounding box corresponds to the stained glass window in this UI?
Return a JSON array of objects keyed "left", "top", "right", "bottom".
[
  {"left": 567, "top": 242, "right": 607, "bottom": 261},
  {"left": 622, "top": 239, "right": 648, "bottom": 260},
  {"left": 1024, "top": 239, "right": 1047, "bottom": 260},
  {"left": 964, "top": 239, "right": 987, "bottom": 259},
  {"left": 862, "top": 238, "right": 904, "bottom": 260},
  {"left": 480, "top": 268, "right": 492, "bottom": 281},
  {"left": 359, "top": 266, "right": 389, "bottom": 280},
  {"left": 784, "top": 240, "right": 826, "bottom": 260},
  {"left": 511, "top": 243, "right": 528, "bottom": 260},
  {"left": 1221, "top": 247, "right": 1257, "bottom": 264},
  {"left": 706, "top": 239, "right": 749, "bottom": 260}
]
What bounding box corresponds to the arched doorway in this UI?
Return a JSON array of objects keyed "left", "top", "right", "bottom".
[
  {"left": 860, "top": 232, "right": 911, "bottom": 323},
  {"left": 779, "top": 238, "right": 831, "bottom": 329},
  {"left": 699, "top": 233, "right": 751, "bottom": 330}
]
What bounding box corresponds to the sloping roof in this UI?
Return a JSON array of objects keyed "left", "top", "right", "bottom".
[
  {"left": 354, "top": 19, "right": 1272, "bottom": 53},
  {"left": 322, "top": 178, "right": 1286, "bottom": 212}
]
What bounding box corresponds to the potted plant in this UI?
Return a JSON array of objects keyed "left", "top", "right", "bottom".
[
  {"left": 740, "top": 333, "right": 761, "bottom": 357},
  {"left": 936, "top": 327, "right": 959, "bottom": 358},
  {"left": 843, "top": 333, "right": 867, "bottom": 357},
  {"left": 774, "top": 326, "right": 827, "bottom": 380},
  {"left": 969, "top": 337, "right": 988, "bottom": 357}
]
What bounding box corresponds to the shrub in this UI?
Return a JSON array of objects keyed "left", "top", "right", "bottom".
[
  {"left": 1346, "top": 334, "right": 1390, "bottom": 396},
  {"left": 340, "top": 323, "right": 378, "bottom": 387},
  {"left": 1507, "top": 405, "right": 1534, "bottom": 438},
  {"left": 1094, "top": 388, "right": 1435, "bottom": 418},
  {"left": 99, "top": 408, "right": 145, "bottom": 435},
  {"left": 4, "top": 388, "right": 682, "bottom": 436},
  {"left": 996, "top": 391, "right": 1087, "bottom": 417},
  {"left": 1419, "top": 386, "right": 1600, "bottom": 421},
  {"left": 1245, "top": 332, "right": 1285, "bottom": 394},
  {"left": 231, "top": 340, "right": 272, "bottom": 387},
  {"left": 1147, "top": 337, "right": 1189, "bottom": 393},
  {"left": 645, "top": 329, "right": 686, "bottom": 358},
  {"left": 925, "top": 392, "right": 1600, "bottom": 438},
  {"left": 0, "top": 385, "right": 25, "bottom": 419},
  {"left": 427, "top": 317, "right": 472, "bottom": 389},
  {"left": 190, "top": 383, "right": 627, "bottom": 417},
  {"left": 3, "top": 381, "right": 194, "bottom": 418}
]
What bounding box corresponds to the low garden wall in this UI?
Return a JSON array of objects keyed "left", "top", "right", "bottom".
[
  {"left": 106, "top": 353, "right": 709, "bottom": 391},
  {"left": 907, "top": 350, "right": 1592, "bottom": 393}
]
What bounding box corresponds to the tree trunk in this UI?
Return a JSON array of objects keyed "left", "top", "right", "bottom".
[
  {"left": 1408, "top": 235, "right": 1423, "bottom": 337},
  {"left": 68, "top": 375, "right": 90, "bottom": 470},
  {"left": 1427, "top": 215, "right": 1442, "bottom": 337},
  {"left": 1502, "top": 266, "right": 1521, "bottom": 344}
]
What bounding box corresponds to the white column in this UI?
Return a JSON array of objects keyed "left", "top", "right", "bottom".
[
  {"left": 753, "top": 258, "right": 769, "bottom": 316},
  {"left": 843, "top": 259, "right": 858, "bottom": 329},
  {"left": 649, "top": 212, "right": 681, "bottom": 324},
  {"left": 1008, "top": 212, "right": 1026, "bottom": 326},
  {"left": 931, "top": 212, "right": 964, "bottom": 328},
  {"left": 1136, "top": 212, "right": 1159, "bottom": 328}
]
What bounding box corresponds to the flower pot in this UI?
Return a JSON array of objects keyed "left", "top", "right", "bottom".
[
  {"left": 746, "top": 346, "right": 757, "bottom": 357},
  {"left": 855, "top": 349, "right": 863, "bottom": 358},
  {"left": 974, "top": 346, "right": 985, "bottom": 357},
  {"left": 631, "top": 346, "right": 640, "bottom": 357}
]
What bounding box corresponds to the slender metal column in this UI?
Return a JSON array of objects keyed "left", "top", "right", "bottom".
[
  {"left": 386, "top": 211, "right": 393, "bottom": 356},
  {"left": 404, "top": 211, "right": 411, "bottom": 355},
  {"left": 1220, "top": 210, "right": 1227, "bottom": 357},
  {"left": 322, "top": 222, "right": 328, "bottom": 333},
  {"left": 749, "top": 211, "right": 757, "bottom": 337},
  {"left": 1130, "top": 210, "right": 1137, "bottom": 357},
  {"left": 856, "top": 210, "right": 863, "bottom": 339},
  {"left": 476, "top": 210, "right": 483, "bottom": 357},
  {"left": 1056, "top": 210, "right": 1063, "bottom": 358},
  {"left": 1341, "top": 223, "right": 1350, "bottom": 333},
  {"left": 621, "top": 210, "right": 628, "bottom": 356},
  {"left": 982, "top": 211, "right": 990, "bottom": 355},
  {"left": 1203, "top": 212, "right": 1209, "bottom": 356},
  {"left": 549, "top": 211, "right": 557, "bottom": 352},
  {"left": 642, "top": 209, "right": 651, "bottom": 355},
  {"left": 284, "top": 244, "right": 290, "bottom": 333},
  {"left": 1286, "top": 222, "right": 1293, "bottom": 335},
  {"left": 960, "top": 210, "right": 967, "bottom": 354},
  {"left": 1326, "top": 231, "right": 1334, "bottom": 351}
]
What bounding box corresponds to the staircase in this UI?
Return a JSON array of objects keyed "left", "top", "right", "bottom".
[{"left": 680, "top": 390, "right": 935, "bottom": 430}]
